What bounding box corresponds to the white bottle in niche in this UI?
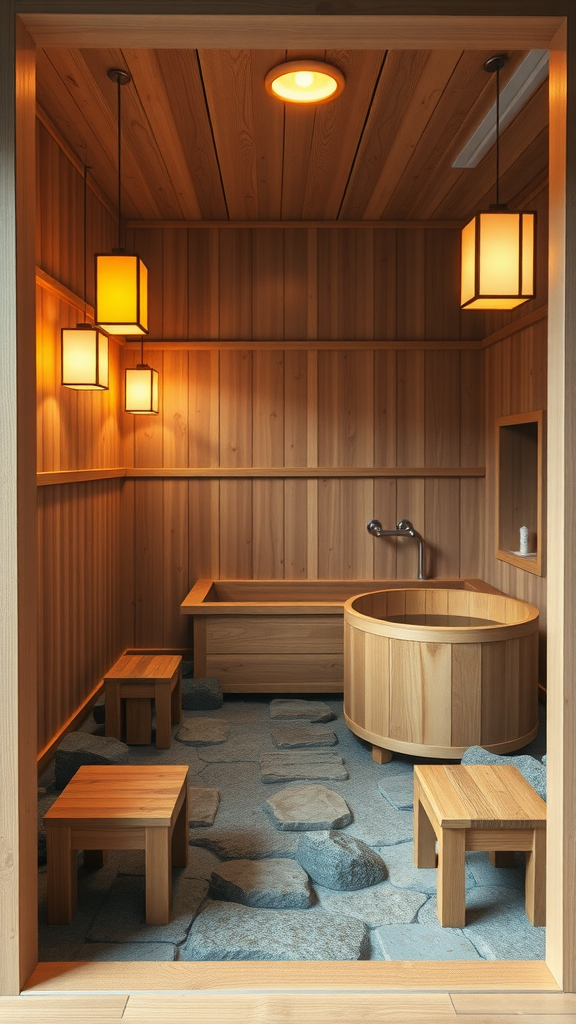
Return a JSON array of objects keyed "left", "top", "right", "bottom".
[{"left": 519, "top": 525, "right": 529, "bottom": 555}]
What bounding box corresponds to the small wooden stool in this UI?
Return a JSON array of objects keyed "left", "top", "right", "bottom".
[
  {"left": 44, "top": 765, "right": 188, "bottom": 925},
  {"left": 104, "top": 653, "right": 182, "bottom": 748},
  {"left": 414, "top": 764, "right": 546, "bottom": 928}
]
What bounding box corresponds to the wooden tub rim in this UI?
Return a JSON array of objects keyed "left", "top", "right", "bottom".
[{"left": 343, "top": 588, "right": 539, "bottom": 644}]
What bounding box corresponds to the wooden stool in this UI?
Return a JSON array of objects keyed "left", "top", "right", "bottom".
[
  {"left": 413, "top": 764, "right": 546, "bottom": 928},
  {"left": 44, "top": 765, "right": 188, "bottom": 926},
  {"left": 104, "top": 653, "right": 182, "bottom": 748}
]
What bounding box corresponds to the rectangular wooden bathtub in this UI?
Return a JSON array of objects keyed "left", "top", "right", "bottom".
[{"left": 180, "top": 579, "right": 501, "bottom": 694}]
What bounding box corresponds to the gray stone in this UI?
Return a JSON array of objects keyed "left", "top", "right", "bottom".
[
  {"left": 465, "top": 850, "right": 524, "bottom": 890},
  {"left": 376, "top": 841, "right": 475, "bottom": 895},
  {"left": 76, "top": 942, "right": 176, "bottom": 961},
  {"left": 92, "top": 695, "right": 106, "bottom": 726},
  {"left": 182, "top": 677, "right": 223, "bottom": 710},
  {"left": 271, "top": 725, "right": 338, "bottom": 749},
  {"left": 259, "top": 751, "right": 347, "bottom": 783},
  {"left": 378, "top": 776, "right": 414, "bottom": 811},
  {"left": 297, "top": 831, "right": 388, "bottom": 891},
  {"left": 373, "top": 925, "right": 481, "bottom": 961},
  {"left": 317, "top": 882, "right": 427, "bottom": 927},
  {"left": 182, "top": 660, "right": 194, "bottom": 678},
  {"left": 210, "top": 858, "right": 314, "bottom": 909},
  {"left": 182, "top": 900, "right": 369, "bottom": 961},
  {"left": 184, "top": 846, "right": 223, "bottom": 882},
  {"left": 461, "top": 745, "right": 547, "bottom": 801},
  {"left": 55, "top": 732, "right": 129, "bottom": 790},
  {"left": 270, "top": 699, "right": 336, "bottom": 723},
  {"left": 418, "top": 887, "right": 546, "bottom": 960},
  {"left": 86, "top": 875, "right": 208, "bottom": 945},
  {"left": 176, "top": 719, "right": 230, "bottom": 746},
  {"left": 264, "top": 785, "right": 352, "bottom": 831},
  {"left": 189, "top": 787, "right": 220, "bottom": 827}
]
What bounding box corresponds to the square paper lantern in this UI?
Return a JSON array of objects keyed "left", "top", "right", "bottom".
[
  {"left": 125, "top": 364, "right": 159, "bottom": 414},
  {"left": 95, "top": 253, "right": 148, "bottom": 335},
  {"left": 61, "top": 324, "right": 109, "bottom": 390},
  {"left": 461, "top": 210, "right": 535, "bottom": 310}
]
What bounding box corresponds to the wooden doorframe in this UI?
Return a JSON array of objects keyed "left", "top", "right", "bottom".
[{"left": 2, "top": 0, "right": 574, "bottom": 997}]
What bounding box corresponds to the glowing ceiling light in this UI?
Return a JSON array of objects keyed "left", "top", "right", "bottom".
[{"left": 265, "top": 60, "right": 345, "bottom": 104}]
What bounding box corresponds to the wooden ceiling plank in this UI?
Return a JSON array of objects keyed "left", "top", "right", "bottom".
[
  {"left": 155, "top": 50, "right": 228, "bottom": 220},
  {"left": 280, "top": 48, "right": 325, "bottom": 220},
  {"left": 430, "top": 79, "right": 548, "bottom": 220},
  {"left": 79, "top": 47, "right": 192, "bottom": 220},
  {"left": 338, "top": 50, "right": 432, "bottom": 221},
  {"left": 302, "top": 49, "right": 385, "bottom": 220},
  {"left": 199, "top": 49, "right": 285, "bottom": 220},
  {"left": 36, "top": 48, "right": 161, "bottom": 221},
  {"left": 405, "top": 50, "right": 532, "bottom": 219},
  {"left": 362, "top": 49, "right": 463, "bottom": 220},
  {"left": 119, "top": 49, "right": 202, "bottom": 220}
]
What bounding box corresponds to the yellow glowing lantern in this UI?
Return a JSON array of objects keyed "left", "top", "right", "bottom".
[
  {"left": 265, "top": 60, "right": 345, "bottom": 104},
  {"left": 460, "top": 210, "right": 535, "bottom": 310},
  {"left": 61, "top": 323, "right": 109, "bottom": 390},
  {"left": 95, "top": 252, "right": 148, "bottom": 334},
  {"left": 125, "top": 363, "right": 159, "bottom": 415}
]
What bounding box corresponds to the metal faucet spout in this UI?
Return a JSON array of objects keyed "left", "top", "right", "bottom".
[{"left": 366, "top": 519, "right": 426, "bottom": 580}]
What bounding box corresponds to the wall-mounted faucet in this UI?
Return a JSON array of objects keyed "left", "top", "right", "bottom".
[{"left": 367, "top": 519, "right": 426, "bottom": 580}]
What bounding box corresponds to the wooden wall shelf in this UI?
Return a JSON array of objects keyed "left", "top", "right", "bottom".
[{"left": 496, "top": 411, "right": 544, "bottom": 576}]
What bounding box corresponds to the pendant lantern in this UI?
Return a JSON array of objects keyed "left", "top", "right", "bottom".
[
  {"left": 460, "top": 54, "right": 535, "bottom": 311},
  {"left": 95, "top": 68, "right": 149, "bottom": 335},
  {"left": 62, "top": 165, "right": 109, "bottom": 390},
  {"left": 125, "top": 338, "right": 159, "bottom": 415}
]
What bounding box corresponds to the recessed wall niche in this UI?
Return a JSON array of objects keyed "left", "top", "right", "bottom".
[{"left": 496, "top": 410, "right": 544, "bottom": 576}]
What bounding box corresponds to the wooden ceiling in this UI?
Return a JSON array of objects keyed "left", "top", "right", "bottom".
[{"left": 36, "top": 47, "right": 548, "bottom": 223}]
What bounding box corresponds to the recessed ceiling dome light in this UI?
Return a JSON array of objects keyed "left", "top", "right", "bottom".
[{"left": 265, "top": 60, "right": 345, "bottom": 104}]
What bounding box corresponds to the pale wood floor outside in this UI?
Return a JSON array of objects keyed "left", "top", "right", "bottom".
[{"left": 2, "top": 991, "right": 576, "bottom": 1023}]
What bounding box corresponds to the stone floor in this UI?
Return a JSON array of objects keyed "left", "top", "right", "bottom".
[{"left": 37, "top": 693, "right": 546, "bottom": 962}]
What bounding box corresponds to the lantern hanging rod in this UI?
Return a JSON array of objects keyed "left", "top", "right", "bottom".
[
  {"left": 107, "top": 67, "right": 131, "bottom": 251},
  {"left": 483, "top": 53, "right": 508, "bottom": 209}
]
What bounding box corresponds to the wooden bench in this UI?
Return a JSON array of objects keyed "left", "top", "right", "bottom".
[
  {"left": 44, "top": 765, "right": 188, "bottom": 926},
  {"left": 104, "top": 653, "right": 182, "bottom": 748},
  {"left": 414, "top": 763, "right": 546, "bottom": 928}
]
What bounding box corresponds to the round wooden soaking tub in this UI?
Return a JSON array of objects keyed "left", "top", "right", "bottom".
[{"left": 343, "top": 588, "right": 539, "bottom": 760}]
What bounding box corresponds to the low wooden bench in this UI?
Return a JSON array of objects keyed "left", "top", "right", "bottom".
[
  {"left": 104, "top": 653, "right": 182, "bottom": 749},
  {"left": 414, "top": 763, "right": 546, "bottom": 928},
  {"left": 44, "top": 765, "right": 188, "bottom": 926}
]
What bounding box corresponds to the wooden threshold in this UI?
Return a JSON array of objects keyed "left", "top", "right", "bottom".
[{"left": 23, "top": 960, "right": 559, "bottom": 994}]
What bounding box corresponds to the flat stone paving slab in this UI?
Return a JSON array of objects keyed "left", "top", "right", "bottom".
[
  {"left": 77, "top": 941, "right": 176, "bottom": 961},
  {"left": 189, "top": 786, "right": 220, "bottom": 827},
  {"left": 373, "top": 925, "right": 481, "bottom": 961},
  {"left": 317, "top": 883, "right": 427, "bottom": 928},
  {"left": 176, "top": 719, "right": 230, "bottom": 746},
  {"left": 259, "top": 751, "right": 347, "bottom": 783},
  {"left": 182, "top": 900, "right": 369, "bottom": 961},
  {"left": 210, "top": 858, "right": 314, "bottom": 909},
  {"left": 271, "top": 725, "right": 338, "bottom": 749},
  {"left": 378, "top": 776, "right": 414, "bottom": 811},
  {"left": 418, "top": 886, "right": 546, "bottom": 960},
  {"left": 269, "top": 699, "right": 336, "bottom": 723},
  {"left": 86, "top": 875, "right": 208, "bottom": 946},
  {"left": 297, "top": 831, "right": 387, "bottom": 890},
  {"left": 264, "top": 785, "right": 352, "bottom": 831},
  {"left": 182, "top": 677, "right": 223, "bottom": 711}
]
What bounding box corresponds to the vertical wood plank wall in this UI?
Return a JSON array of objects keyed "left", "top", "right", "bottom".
[
  {"left": 121, "top": 223, "right": 486, "bottom": 650},
  {"left": 36, "top": 122, "right": 124, "bottom": 753}
]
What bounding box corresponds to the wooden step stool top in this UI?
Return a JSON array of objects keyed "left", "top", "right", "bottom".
[
  {"left": 104, "top": 653, "right": 182, "bottom": 681},
  {"left": 44, "top": 764, "right": 188, "bottom": 829},
  {"left": 415, "top": 764, "right": 546, "bottom": 830}
]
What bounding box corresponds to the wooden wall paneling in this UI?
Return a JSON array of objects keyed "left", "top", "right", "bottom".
[
  {"left": 372, "top": 477, "right": 398, "bottom": 578},
  {"left": 188, "top": 350, "right": 219, "bottom": 469},
  {"left": 134, "top": 480, "right": 165, "bottom": 647},
  {"left": 163, "top": 349, "right": 189, "bottom": 468},
  {"left": 306, "top": 349, "right": 319, "bottom": 579},
  {"left": 252, "top": 349, "right": 285, "bottom": 577},
  {"left": 318, "top": 350, "right": 374, "bottom": 467},
  {"left": 218, "top": 229, "right": 252, "bottom": 338},
  {"left": 396, "top": 478, "right": 426, "bottom": 578},
  {"left": 373, "top": 230, "right": 397, "bottom": 339},
  {"left": 396, "top": 228, "right": 426, "bottom": 339},
  {"left": 460, "top": 348, "right": 484, "bottom": 467},
  {"left": 337, "top": 229, "right": 375, "bottom": 340},
  {"left": 425, "top": 229, "right": 461, "bottom": 340},
  {"left": 130, "top": 228, "right": 163, "bottom": 339},
  {"left": 283, "top": 229, "right": 309, "bottom": 338},
  {"left": 198, "top": 49, "right": 285, "bottom": 220},
  {"left": 252, "top": 229, "right": 284, "bottom": 340},
  {"left": 162, "top": 228, "right": 188, "bottom": 339},
  {"left": 219, "top": 481, "right": 253, "bottom": 578},
  {"left": 187, "top": 229, "right": 219, "bottom": 339},
  {"left": 317, "top": 479, "right": 374, "bottom": 579},
  {"left": 120, "top": 478, "right": 135, "bottom": 648},
  {"left": 396, "top": 350, "right": 425, "bottom": 467},
  {"left": 459, "top": 477, "right": 483, "bottom": 578},
  {"left": 374, "top": 350, "right": 397, "bottom": 468},
  {"left": 188, "top": 479, "right": 220, "bottom": 583},
  {"left": 316, "top": 230, "right": 339, "bottom": 340},
  {"left": 163, "top": 480, "right": 190, "bottom": 646},
  {"left": 425, "top": 477, "right": 461, "bottom": 578},
  {"left": 425, "top": 351, "right": 461, "bottom": 468},
  {"left": 284, "top": 478, "right": 309, "bottom": 579},
  {"left": 219, "top": 350, "right": 252, "bottom": 467}
]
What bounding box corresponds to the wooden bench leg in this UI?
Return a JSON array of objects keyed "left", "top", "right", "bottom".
[
  {"left": 104, "top": 681, "right": 122, "bottom": 741},
  {"left": 437, "top": 827, "right": 466, "bottom": 927},
  {"left": 145, "top": 827, "right": 172, "bottom": 925},
  {"left": 171, "top": 786, "right": 189, "bottom": 869},
  {"left": 125, "top": 697, "right": 152, "bottom": 744},
  {"left": 490, "top": 850, "right": 516, "bottom": 868},
  {"left": 414, "top": 779, "right": 437, "bottom": 868},
  {"left": 46, "top": 826, "right": 77, "bottom": 925},
  {"left": 372, "top": 745, "right": 392, "bottom": 764},
  {"left": 171, "top": 667, "right": 182, "bottom": 726},
  {"left": 155, "top": 682, "right": 172, "bottom": 749},
  {"left": 525, "top": 828, "right": 546, "bottom": 926}
]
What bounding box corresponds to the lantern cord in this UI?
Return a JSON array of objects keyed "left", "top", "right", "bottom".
[
  {"left": 83, "top": 162, "right": 88, "bottom": 322},
  {"left": 496, "top": 64, "right": 501, "bottom": 207},
  {"left": 117, "top": 76, "right": 122, "bottom": 250}
]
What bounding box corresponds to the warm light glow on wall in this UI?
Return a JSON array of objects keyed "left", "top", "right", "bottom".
[
  {"left": 460, "top": 211, "right": 535, "bottom": 310},
  {"left": 61, "top": 324, "right": 109, "bottom": 390},
  {"left": 125, "top": 364, "right": 159, "bottom": 414},
  {"left": 265, "top": 60, "right": 345, "bottom": 104},
  {"left": 95, "top": 253, "right": 148, "bottom": 335}
]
